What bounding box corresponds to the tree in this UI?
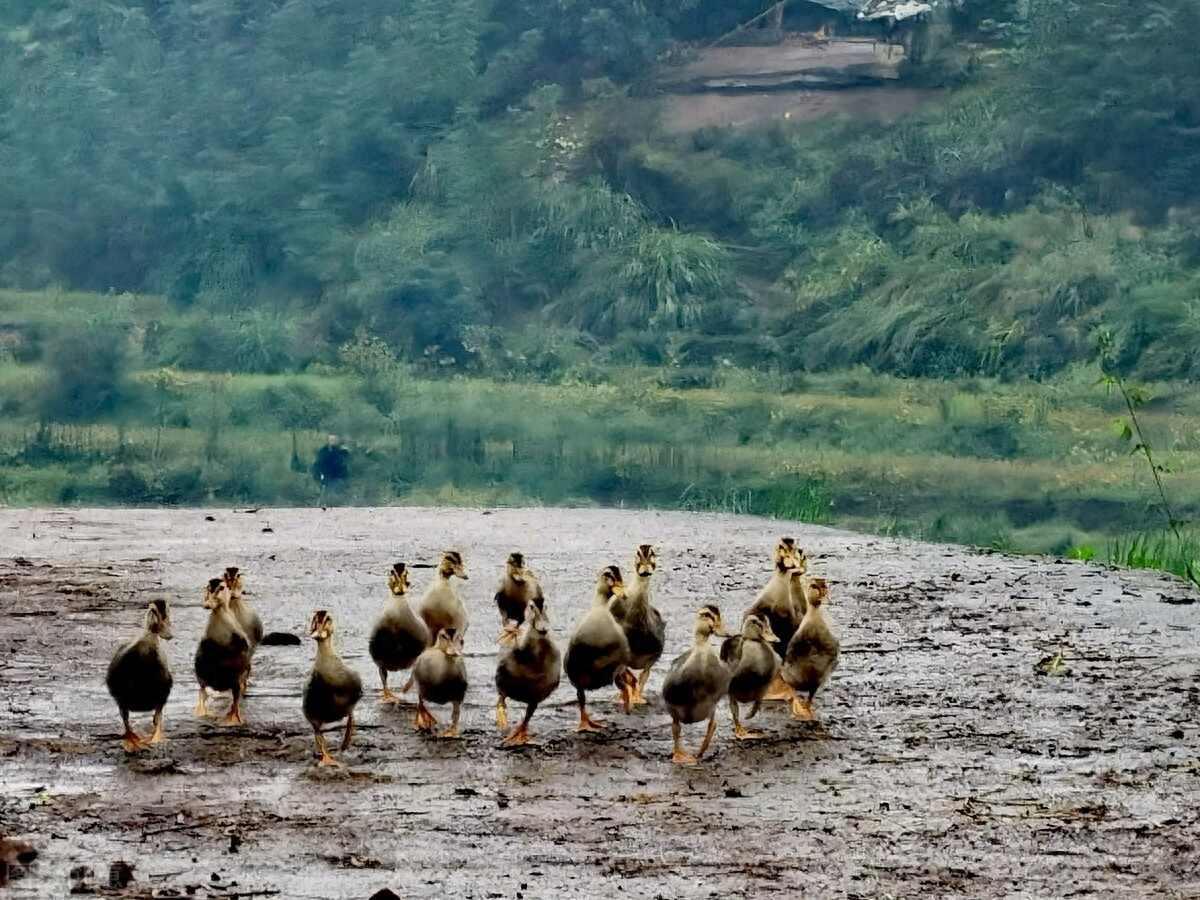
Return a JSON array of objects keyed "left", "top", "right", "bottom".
[{"left": 38, "top": 328, "right": 130, "bottom": 423}]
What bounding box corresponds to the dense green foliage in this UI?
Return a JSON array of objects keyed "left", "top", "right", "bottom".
[
  {"left": 1, "top": 0, "right": 1199, "bottom": 580},
  {"left": 1, "top": 0, "right": 1197, "bottom": 381}
]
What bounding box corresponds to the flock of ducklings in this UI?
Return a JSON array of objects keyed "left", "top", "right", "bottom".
[{"left": 105, "top": 538, "right": 839, "bottom": 766}]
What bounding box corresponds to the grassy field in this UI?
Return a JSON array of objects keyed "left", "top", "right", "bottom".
[{"left": 2, "top": 310, "right": 1199, "bottom": 581}]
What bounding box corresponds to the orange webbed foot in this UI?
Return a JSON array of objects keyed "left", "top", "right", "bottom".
[
  {"left": 502, "top": 723, "right": 531, "bottom": 746},
  {"left": 575, "top": 711, "right": 606, "bottom": 733}
]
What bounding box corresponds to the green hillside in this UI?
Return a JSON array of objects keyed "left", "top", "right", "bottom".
[{"left": 1, "top": 0, "right": 1198, "bottom": 580}]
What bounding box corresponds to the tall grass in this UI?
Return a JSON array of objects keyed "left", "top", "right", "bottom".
[
  {"left": 1108, "top": 529, "right": 1200, "bottom": 584},
  {"left": 0, "top": 356, "right": 1198, "bottom": 577}
]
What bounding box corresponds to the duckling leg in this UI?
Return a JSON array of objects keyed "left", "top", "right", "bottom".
[
  {"left": 696, "top": 713, "right": 719, "bottom": 760},
  {"left": 502, "top": 704, "right": 537, "bottom": 746},
  {"left": 119, "top": 710, "right": 147, "bottom": 752},
  {"left": 147, "top": 708, "right": 168, "bottom": 745},
  {"left": 791, "top": 693, "right": 816, "bottom": 721},
  {"left": 745, "top": 700, "right": 762, "bottom": 720},
  {"left": 340, "top": 712, "right": 355, "bottom": 751},
  {"left": 669, "top": 720, "right": 697, "bottom": 764},
  {"left": 401, "top": 674, "right": 414, "bottom": 694},
  {"left": 575, "top": 689, "right": 605, "bottom": 732},
  {"left": 613, "top": 669, "right": 635, "bottom": 705},
  {"left": 730, "top": 698, "right": 764, "bottom": 740},
  {"left": 221, "top": 686, "right": 245, "bottom": 726},
  {"left": 313, "top": 728, "right": 342, "bottom": 767},
  {"left": 379, "top": 668, "right": 399, "bottom": 704},
  {"left": 617, "top": 674, "right": 635, "bottom": 714},
  {"left": 496, "top": 695, "right": 508, "bottom": 731},
  {"left": 438, "top": 703, "right": 462, "bottom": 740},
  {"left": 413, "top": 700, "right": 438, "bottom": 731},
  {"left": 193, "top": 686, "right": 210, "bottom": 717},
  {"left": 634, "top": 666, "right": 654, "bottom": 706}
]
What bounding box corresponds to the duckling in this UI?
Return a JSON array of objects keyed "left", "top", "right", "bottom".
[
  {"left": 302, "top": 610, "right": 363, "bottom": 767},
  {"left": 417, "top": 550, "right": 469, "bottom": 641},
  {"left": 0, "top": 831, "right": 37, "bottom": 888},
  {"left": 720, "top": 614, "right": 779, "bottom": 739},
  {"left": 495, "top": 598, "right": 561, "bottom": 745},
  {"left": 106, "top": 599, "right": 174, "bottom": 752},
  {"left": 223, "top": 566, "right": 263, "bottom": 649},
  {"left": 743, "top": 537, "right": 808, "bottom": 701},
  {"left": 662, "top": 604, "right": 731, "bottom": 763},
  {"left": 495, "top": 551, "right": 545, "bottom": 647},
  {"left": 565, "top": 566, "right": 633, "bottom": 732},
  {"left": 193, "top": 577, "right": 252, "bottom": 725},
  {"left": 368, "top": 563, "right": 430, "bottom": 703},
  {"left": 412, "top": 628, "right": 468, "bottom": 739},
  {"left": 609, "top": 544, "right": 665, "bottom": 707},
  {"left": 781, "top": 578, "right": 839, "bottom": 720}
]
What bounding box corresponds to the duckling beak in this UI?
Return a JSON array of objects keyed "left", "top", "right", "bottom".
[
  {"left": 762, "top": 625, "right": 779, "bottom": 644},
  {"left": 611, "top": 582, "right": 626, "bottom": 598},
  {"left": 160, "top": 624, "right": 175, "bottom": 641}
]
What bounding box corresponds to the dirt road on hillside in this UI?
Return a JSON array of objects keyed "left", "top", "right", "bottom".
[{"left": 1, "top": 507, "right": 1197, "bottom": 898}]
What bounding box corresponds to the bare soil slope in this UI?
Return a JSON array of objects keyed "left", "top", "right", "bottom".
[{"left": 1, "top": 507, "right": 1198, "bottom": 898}]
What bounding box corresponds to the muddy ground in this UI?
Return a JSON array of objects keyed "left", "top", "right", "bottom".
[
  {"left": 0, "top": 507, "right": 1198, "bottom": 898},
  {"left": 661, "top": 86, "right": 940, "bottom": 132}
]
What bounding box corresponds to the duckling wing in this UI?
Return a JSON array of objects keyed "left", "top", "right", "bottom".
[
  {"left": 727, "top": 641, "right": 779, "bottom": 701},
  {"left": 565, "top": 612, "right": 629, "bottom": 690},
  {"left": 414, "top": 652, "right": 468, "bottom": 703},
  {"left": 662, "top": 650, "right": 730, "bottom": 723},
  {"left": 747, "top": 589, "right": 799, "bottom": 657},
  {"left": 719, "top": 635, "right": 744, "bottom": 666},
  {"left": 624, "top": 606, "right": 666, "bottom": 669},
  {"left": 370, "top": 610, "right": 428, "bottom": 670},
  {"left": 304, "top": 663, "right": 362, "bottom": 724},
  {"left": 497, "top": 637, "right": 562, "bottom": 704},
  {"left": 784, "top": 623, "right": 841, "bottom": 691},
  {"left": 246, "top": 608, "right": 264, "bottom": 648},
  {"left": 107, "top": 637, "right": 172, "bottom": 711}
]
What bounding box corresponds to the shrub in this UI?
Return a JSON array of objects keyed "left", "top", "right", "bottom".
[{"left": 38, "top": 329, "right": 130, "bottom": 423}]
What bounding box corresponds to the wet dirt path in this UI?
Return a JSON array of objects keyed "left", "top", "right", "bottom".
[{"left": 1, "top": 507, "right": 1198, "bottom": 898}]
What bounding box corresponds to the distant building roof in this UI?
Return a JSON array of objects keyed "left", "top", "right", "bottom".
[{"left": 809, "top": 0, "right": 937, "bottom": 21}]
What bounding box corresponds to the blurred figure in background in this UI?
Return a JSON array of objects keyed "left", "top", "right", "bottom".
[{"left": 312, "top": 434, "right": 350, "bottom": 505}]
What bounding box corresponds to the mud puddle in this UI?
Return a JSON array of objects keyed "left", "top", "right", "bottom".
[{"left": 1, "top": 507, "right": 1198, "bottom": 898}]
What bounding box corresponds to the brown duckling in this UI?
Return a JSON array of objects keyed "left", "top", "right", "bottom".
[
  {"left": 368, "top": 563, "right": 430, "bottom": 703},
  {"left": 106, "top": 599, "right": 174, "bottom": 752},
  {"left": 417, "top": 550, "right": 469, "bottom": 641},
  {"left": 743, "top": 537, "right": 807, "bottom": 701},
  {"left": 781, "top": 578, "right": 839, "bottom": 720},
  {"left": 609, "top": 544, "right": 665, "bottom": 706},
  {"left": 223, "top": 565, "right": 263, "bottom": 651},
  {"left": 0, "top": 831, "right": 37, "bottom": 887},
  {"left": 564, "top": 566, "right": 633, "bottom": 732},
  {"left": 194, "top": 577, "right": 252, "bottom": 725},
  {"left": 720, "top": 613, "right": 779, "bottom": 739},
  {"left": 303, "top": 610, "right": 363, "bottom": 767},
  {"left": 495, "top": 551, "right": 545, "bottom": 647},
  {"left": 662, "top": 604, "right": 731, "bottom": 763},
  {"left": 412, "top": 628, "right": 468, "bottom": 739},
  {"left": 495, "top": 598, "right": 561, "bottom": 745}
]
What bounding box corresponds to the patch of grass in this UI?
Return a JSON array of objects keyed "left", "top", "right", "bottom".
[{"left": 1108, "top": 529, "right": 1200, "bottom": 583}]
